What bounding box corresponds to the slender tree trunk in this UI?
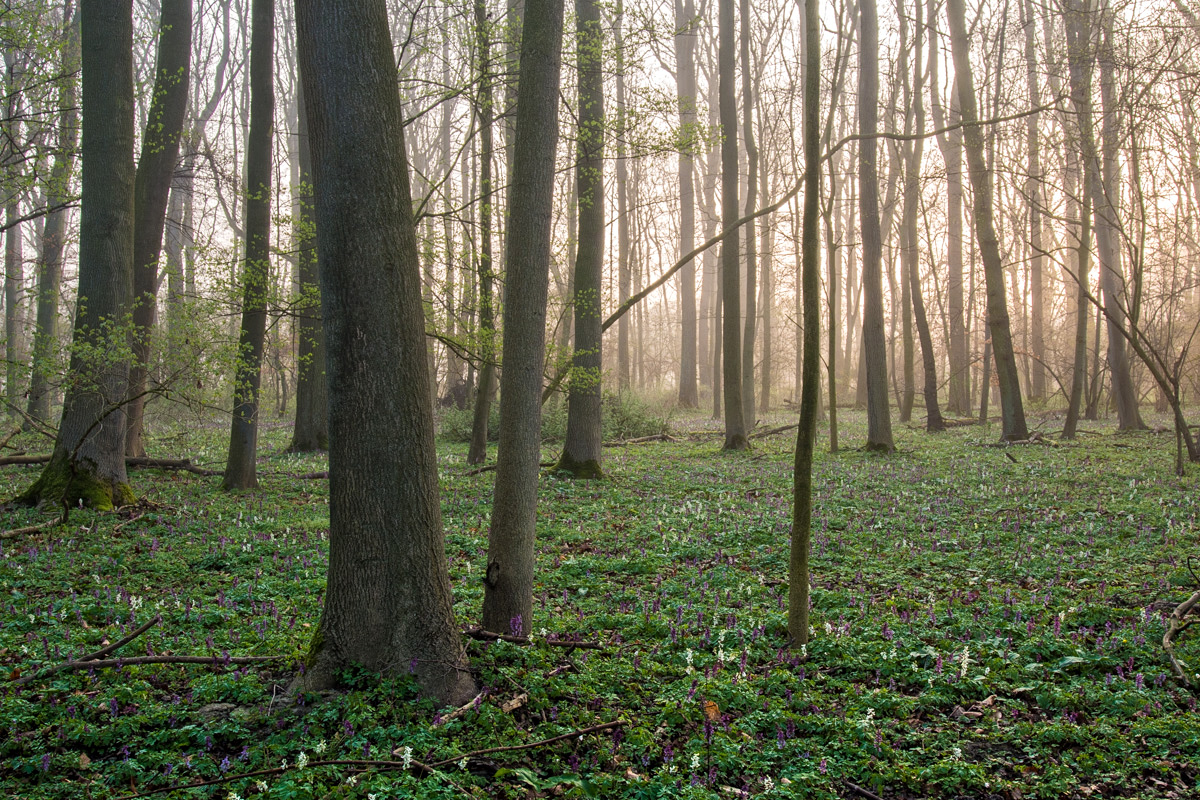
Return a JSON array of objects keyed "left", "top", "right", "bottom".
[
  {"left": 1095, "top": 0, "right": 1143, "bottom": 429},
  {"left": 859, "top": 0, "right": 893, "bottom": 452},
  {"left": 17, "top": 0, "right": 135, "bottom": 510},
  {"left": 556, "top": 0, "right": 605, "bottom": 479},
  {"left": 223, "top": 0, "right": 273, "bottom": 489},
  {"left": 1022, "top": 0, "right": 1046, "bottom": 402},
  {"left": 4, "top": 49, "right": 24, "bottom": 418},
  {"left": 125, "top": 0, "right": 192, "bottom": 457},
  {"left": 928, "top": 1, "right": 968, "bottom": 416},
  {"left": 676, "top": 0, "right": 699, "bottom": 408},
  {"left": 467, "top": 0, "right": 497, "bottom": 466},
  {"left": 790, "top": 0, "right": 819, "bottom": 648},
  {"left": 1063, "top": 180, "right": 1091, "bottom": 439},
  {"left": 615, "top": 1, "right": 631, "bottom": 394},
  {"left": 482, "top": 0, "right": 563, "bottom": 636},
  {"left": 718, "top": 0, "right": 747, "bottom": 449},
  {"left": 738, "top": 0, "right": 757, "bottom": 428},
  {"left": 946, "top": 0, "right": 1027, "bottom": 441},
  {"left": 289, "top": 78, "right": 327, "bottom": 452},
  {"left": 293, "top": 0, "right": 474, "bottom": 704},
  {"left": 26, "top": 9, "right": 80, "bottom": 426}
]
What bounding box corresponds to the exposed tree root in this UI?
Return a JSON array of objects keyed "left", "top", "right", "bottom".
[{"left": 1164, "top": 589, "right": 1200, "bottom": 685}]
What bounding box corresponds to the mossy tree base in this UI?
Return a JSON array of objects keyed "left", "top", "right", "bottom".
[
  {"left": 554, "top": 454, "right": 604, "bottom": 479},
  {"left": 14, "top": 453, "right": 136, "bottom": 511}
]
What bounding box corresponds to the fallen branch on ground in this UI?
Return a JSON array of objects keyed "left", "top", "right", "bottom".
[
  {"left": 424, "top": 720, "right": 624, "bottom": 768},
  {"left": 750, "top": 423, "right": 799, "bottom": 440},
  {"left": 603, "top": 433, "right": 677, "bottom": 446},
  {"left": 0, "top": 454, "right": 219, "bottom": 476},
  {"left": 465, "top": 627, "right": 605, "bottom": 650},
  {"left": 466, "top": 460, "right": 555, "bottom": 476},
  {"left": 14, "top": 616, "right": 161, "bottom": 685},
  {"left": 0, "top": 518, "right": 59, "bottom": 540},
  {"left": 13, "top": 653, "right": 284, "bottom": 684},
  {"left": 1164, "top": 589, "right": 1200, "bottom": 685}
]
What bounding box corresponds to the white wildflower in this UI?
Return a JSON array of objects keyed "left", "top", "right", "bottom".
[
  {"left": 459, "top": 757, "right": 468, "bottom": 770},
  {"left": 824, "top": 621, "right": 834, "bottom": 636},
  {"left": 227, "top": 792, "right": 243, "bottom": 800},
  {"left": 959, "top": 645, "right": 970, "bottom": 679},
  {"left": 685, "top": 648, "right": 694, "bottom": 674},
  {"left": 763, "top": 776, "right": 775, "bottom": 793},
  {"left": 255, "top": 780, "right": 268, "bottom": 791},
  {"left": 313, "top": 739, "right": 326, "bottom": 754},
  {"left": 347, "top": 774, "right": 359, "bottom": 786},
  {"left": 401, "top": 746, "right": 413, "bottom": 770},
  {"left": 296, "top": 751, "right": 308, "bottom": 769},
  {"left": 690, "top": 753, "right": 701, "bottom": 771}
]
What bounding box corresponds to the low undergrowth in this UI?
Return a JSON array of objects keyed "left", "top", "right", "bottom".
[{"left": 1, "top": 411, "right": 1198, "bottom": 799}]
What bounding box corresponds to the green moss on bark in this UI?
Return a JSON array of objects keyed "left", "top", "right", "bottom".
[
  {"left": 553, "top": 455, "right": 604, "bottom": 479},
  {"left": 13, "top": 454, "right": 135, "bottom": 511}
]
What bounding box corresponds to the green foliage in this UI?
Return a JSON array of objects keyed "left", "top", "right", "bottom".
[{"left": 1, "top": 412, "right": 1199, "bottom": 799}]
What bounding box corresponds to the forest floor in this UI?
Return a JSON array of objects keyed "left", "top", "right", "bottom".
[{"left": 1, "top": 408, "right": 1198, "bottom": 799}]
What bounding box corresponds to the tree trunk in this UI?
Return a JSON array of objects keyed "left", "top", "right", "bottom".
[
  {"left": 1095, "top": 0, "right": 1144, "bottom": 430},
  {"left": 4, "top": 49, "right": 24, "bottom": 419},
  {"left": 615, "top": 1, "right": 631, "bottom": 394},
  {"left": 222, "top": 0, "right": 273, "bottom": 489},
  {"left": 17, "top": 0, "right": 136, "bottom": 511},
  {"left": 481, "top": 0, "right": 563, "bottom": 636},
  {"left": 927, "top": 0, "right": 968, "bottom": 416},
  {"left": 903, "top": 1, "right": 943, "bottom": 432},
  {"left": 556, "top": 0, "right": 605, "bottom": 479},
  {"left": 738, "top": 0, "right": 757, "bottom": 428},
  {"left": 26, "top": 9, "right": 80, "bottom": 426},
  {"left": 293, "top": 0, "right": 474, "bottom": 704},
  {"left": 289, "top": 78, "right": 327, "bottom": 452},
  {"left": 675, "top": 0, "right": 699, "bottom": 408},
  {"left": 467, "top": 0, "right": 497, "bottom": 466},
  {"left": 718, "top": 0, "right": 747, "bottom": 449},
  {"left": 945, "top": 0, "right": 1027, "bottom": 441},
  {"left": 1022, "top": 0, "right": 1046, "bottom": 403},
  {"left": 790, "top": 0, "right": 819, "bottom": 648},
  {"left": 125, "top": 0, "right": 192, "bottom": 458},
  {"left": 859, "top": 0, "right": 893, "bottom": 452}
]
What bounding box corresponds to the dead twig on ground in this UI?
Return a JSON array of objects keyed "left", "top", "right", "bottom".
[{"left": 14, "top": 616, "right": 161, "bottom": 685}]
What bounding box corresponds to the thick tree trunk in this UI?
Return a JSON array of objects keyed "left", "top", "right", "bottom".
[
  {"left": 26, "top": 11, "right": 80, "bottom": 426},
  {"left": 556, "top": 0, "right": 605, "bottom": 479},
  {"left": 125, "top": 0, "right": 192, "bottom": 458},
  {"left": 17, "top": 0, "right": 135, "bottom": 511},
  {"left": 289, "top": 79, "right": 327, "bottom": 452},
  {"left": 481, "top": 0, "right": 563, "bottom": 636},
  {"left": 675, "top": 0, "right": 699, "bottom": 408},
  {"left": 718, "top": 0, "right": 747, "bottom": 449},
  {"left": 293, "top": 0, "right": 473, "bottom": 704},
  {"left": 223, "top": 0, "right": 273, "bottom": 489},
  {"left": 946, "top": 0, "right": 1027, "bottom": 441},
  {"left": 1022, "top": 0, "right": 1046, "bottom": 403},
  {"left": 859, "top": 0, "right": 893, "bottom": 452},
  {"left": 4, "top": 49, "right": 24, "bottom": 418}
]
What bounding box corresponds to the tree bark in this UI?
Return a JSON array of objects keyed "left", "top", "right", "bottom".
[
  {"left": 859, "top": 0, "right": 893, "bottom": 452},
  {"left": 718, "top": 0, "right": 747, "bottom": 449},
  {"left": 293, "top": 0, "right": 474, "bottom": 705},
  {"left": 738, "top": 0, "right": 757, "bottom": 428},
  {"left": 946, "top": 0, "right": 1028, "bottom": 441},
  {"left": 222, "top": 0, "right": 273, "bottom": 489},
  {"left": 288, "top": 78, "right": 327, "bottom": 452},
  {"left": 556, "top": 0, "right": 605, "bottom": 479},
  {"left": 481, "top": 0, "right": 563, "bottom": 636},
  {"left": 675, "top": 0, "right": 699, "bottom": 408},
  {"left": 125, "top": 0, "right": 192, "bottom": 458},
  {"left": 26, "top": 9, "right": 80, "bottom": 426},
  {"left": 17, "top": 0, "right": 136, "bottom": 511},
  {"left": 790, "top": 0, "right": 820, "bottom": 648}
]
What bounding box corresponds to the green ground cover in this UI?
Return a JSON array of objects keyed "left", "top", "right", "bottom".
[{"left": 1, "top": 410, "right": 1198, "bottom": 799}]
